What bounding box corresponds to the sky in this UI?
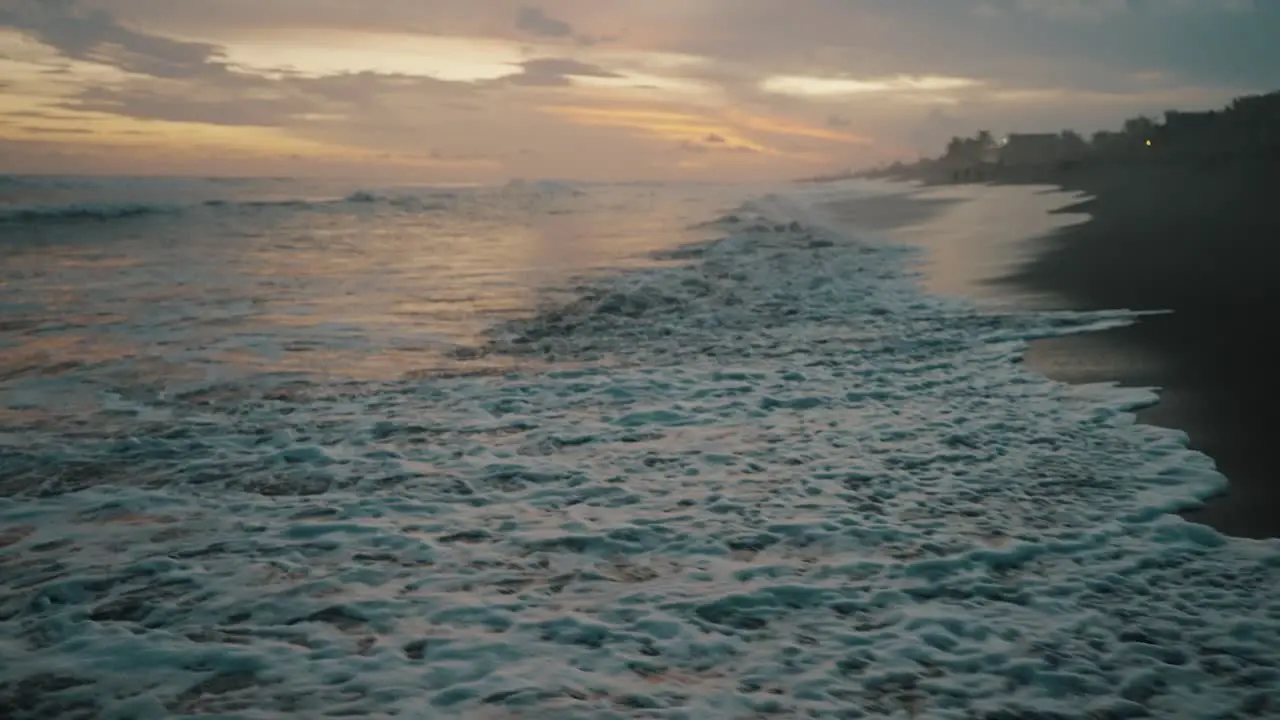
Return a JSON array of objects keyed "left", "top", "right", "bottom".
[{"left": 0, "top": 0, "right": 1276, "bottom": 182}]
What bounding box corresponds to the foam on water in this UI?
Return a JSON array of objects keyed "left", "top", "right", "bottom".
[{"left": 2, "top": 180, "right": 1278, "bottom": 719}]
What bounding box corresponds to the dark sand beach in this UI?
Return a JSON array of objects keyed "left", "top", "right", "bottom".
[
  {"left": 992, "top": 158, "right": 1280, "bottom": 538},
  {"left": 868, "top": 155, "right": 1280, "bottom": 537}
]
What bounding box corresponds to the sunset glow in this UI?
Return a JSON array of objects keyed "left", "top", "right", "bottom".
[
  {"left": 0, "top": 1, "right": 1272, "bottom": 181},
  {"left": 761, "top": 74, "right": 982, "bottom": 97},
  {"left": 220, "top": 33, "right": 526, "bottom": 81}
]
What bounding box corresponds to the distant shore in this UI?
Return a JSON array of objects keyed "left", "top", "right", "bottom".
[{"left": 880, "top": 156, "right": 1280, "bottom": 538}]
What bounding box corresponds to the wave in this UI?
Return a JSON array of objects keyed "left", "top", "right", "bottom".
[
  {"left": 205, "top": 198, "right": 319, "bottom": 210},
  {"left": 207, "top": 191, "right": 452, "bottom": 212},
  {"left": 502, "top": 178, "right": 587, "bottom": 198},
  {"left": 0, "top": 202, "right": 181, "bottom": 224},
  {"left": 1, "top": 188, "right": 460, "bottom": 225},
  {"left": 0, "top": 197, "right": 358, "bottom": 224},
  {"left": 345, "top": 190, "right": 380, "bottom": 203},
  {"left": 0, "top": 181, "right": 1259, "bottom": 719},
  {"left": 349, "top": 189, "right": 459, "bottom": 210}
]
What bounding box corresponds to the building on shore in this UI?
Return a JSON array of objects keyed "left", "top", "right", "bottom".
[
  {"left": 1160, "top": 110, "right": 1224, "bottom": 157},
  {"left": 1226, "top": 92, "right": 1280, "bottom": 150},
  {"left": 1158, "top": 92, "right": 1280, "bottom": 159},
  {"left": 999, "top": 133, "right": 1064, "bottom": 166}
]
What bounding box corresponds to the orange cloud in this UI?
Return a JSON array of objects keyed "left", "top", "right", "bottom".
[
  {"left": 540, "top": 105, "right": 769, "bottom": 150},
  {"left": 731, "top": 113, "right": 872, "bottom": 144},
  {"left": 540, "top": 104, "right": 872, "bottom": 159}
]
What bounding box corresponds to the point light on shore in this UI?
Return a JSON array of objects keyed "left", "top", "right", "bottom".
[{"left": 1146, "top": 139, "right": 1152, "bottom": 147}]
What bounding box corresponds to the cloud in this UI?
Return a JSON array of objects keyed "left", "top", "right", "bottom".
[
  {"left": 497, "top": 57, "right": 622, "bottom": 87},
  {"left": 543, "top": 104, "right": 868, "bottom": 162},
  {"left": 2, "top": 0, "right": 1277, "bottom": 180},
  {"left": 16, "top": 125, "right": 95, "bottom": 135},
  {"left": 513, "top": 4, "right": 607, "bottom": 46},
  {"left": 680, "top": 138, "right": 757, "bottom": 154},
  {"left": 676, "top": 131, "right": 764, "bottom": 154},
  {"left": 1008, "top": 0, "right": 1131, "bottom": 22},
  {"left": 0, "top": 0, "right": 225, "bottom": 79},
  {"left": 59, "top": 70, "right": 475, "bottom": 128},
  {"left": 974, "top": 0, "right": 1255, "bottom": 22},
  {"left": 637, "top": 0, "right": 1277, "bottom": 97},
  {"left": 0, "top": 109, "right": 86, "bottom": 121},
  {"left": 762, "top": 74, "right": 981, "bottom": 98},
  {"left": 516, "top": 5, "right": 572, "bottom": 38}
]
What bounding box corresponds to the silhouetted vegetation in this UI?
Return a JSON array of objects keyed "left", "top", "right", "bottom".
[
  {"left": 853, "top": 90, "right": 1279, "bottom": 183},
  {"left": 943, "top": 130, "right": 997, "bottom": 164}
]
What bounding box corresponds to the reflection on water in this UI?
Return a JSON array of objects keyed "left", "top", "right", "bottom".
[{"left": 0, "top": 180, "right": 749, "bottom": 418}]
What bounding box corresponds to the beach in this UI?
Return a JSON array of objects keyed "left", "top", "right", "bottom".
[
  {"left": 871, "top": 155, "right": 1280, "bottom": 539},
  {"left": 4, "top": 0, "right": 1278, "bottom": 715},
  {"left": 1005, "top": 159, "right": 1280, "bottom": 539},
  {"left": 2, "top": 176, "right": 1277, "bottom": 717}
]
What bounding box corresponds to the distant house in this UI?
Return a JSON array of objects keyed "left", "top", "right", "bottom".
[
  {"left": 1158, "top": 94, "right": 1280, "bottom": 158},
  {"left": 1160, "top": 110, "right": 1223, "bottom": 155},
  {"left": 1163, "top": 110, "right": 1217, "bottom": 134},
  {"left": 1227, "top": 92, "right": 1280, "bottom": 150},
  {"left": 1000, "top": 133, "right": 1063, "bottom": 166}
]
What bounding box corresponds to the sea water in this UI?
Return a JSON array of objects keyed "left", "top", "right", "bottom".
[{"left": 0, "top": 175, "right": 1275, "bottom": 719}]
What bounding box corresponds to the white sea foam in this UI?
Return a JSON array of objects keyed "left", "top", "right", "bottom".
[{"left": 0, "top": 180, "right": 1276, "bottom": 719}]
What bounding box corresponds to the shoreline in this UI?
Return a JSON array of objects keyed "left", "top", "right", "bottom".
[
  {"left": 884, "top": 158, "right": 1280, "bottom": 538},
  {"left": 5, "top": 177, "right": 1280, "bottom": 717}
]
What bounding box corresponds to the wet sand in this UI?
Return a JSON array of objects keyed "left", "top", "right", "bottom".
[
  {"left": 872, "top": 183, "right": 1089, "bottom": 305},
  {"left": 999, "top": 159, "right": 1280, "bottom": 538},
  {"left": 863, "top": 160, "right": 1280, "bottom": 538}
]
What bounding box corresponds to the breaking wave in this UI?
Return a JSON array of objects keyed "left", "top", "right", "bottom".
[
  {"left": 0, "top": 177, "right": 592, "bottom": 229},
  {"left": 1, "top": 180, "right": 1275, "bottom": 720},
  {"left": 0, "top": 193, "right": 457, "bottom": 226},
  {"left": 0, "top": 202, "right": 181, "bottom": 224}
]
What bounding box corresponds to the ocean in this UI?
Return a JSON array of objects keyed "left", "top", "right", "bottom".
[{"left": 0, "top": 175, "right": 1274, "bottom": 719}]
